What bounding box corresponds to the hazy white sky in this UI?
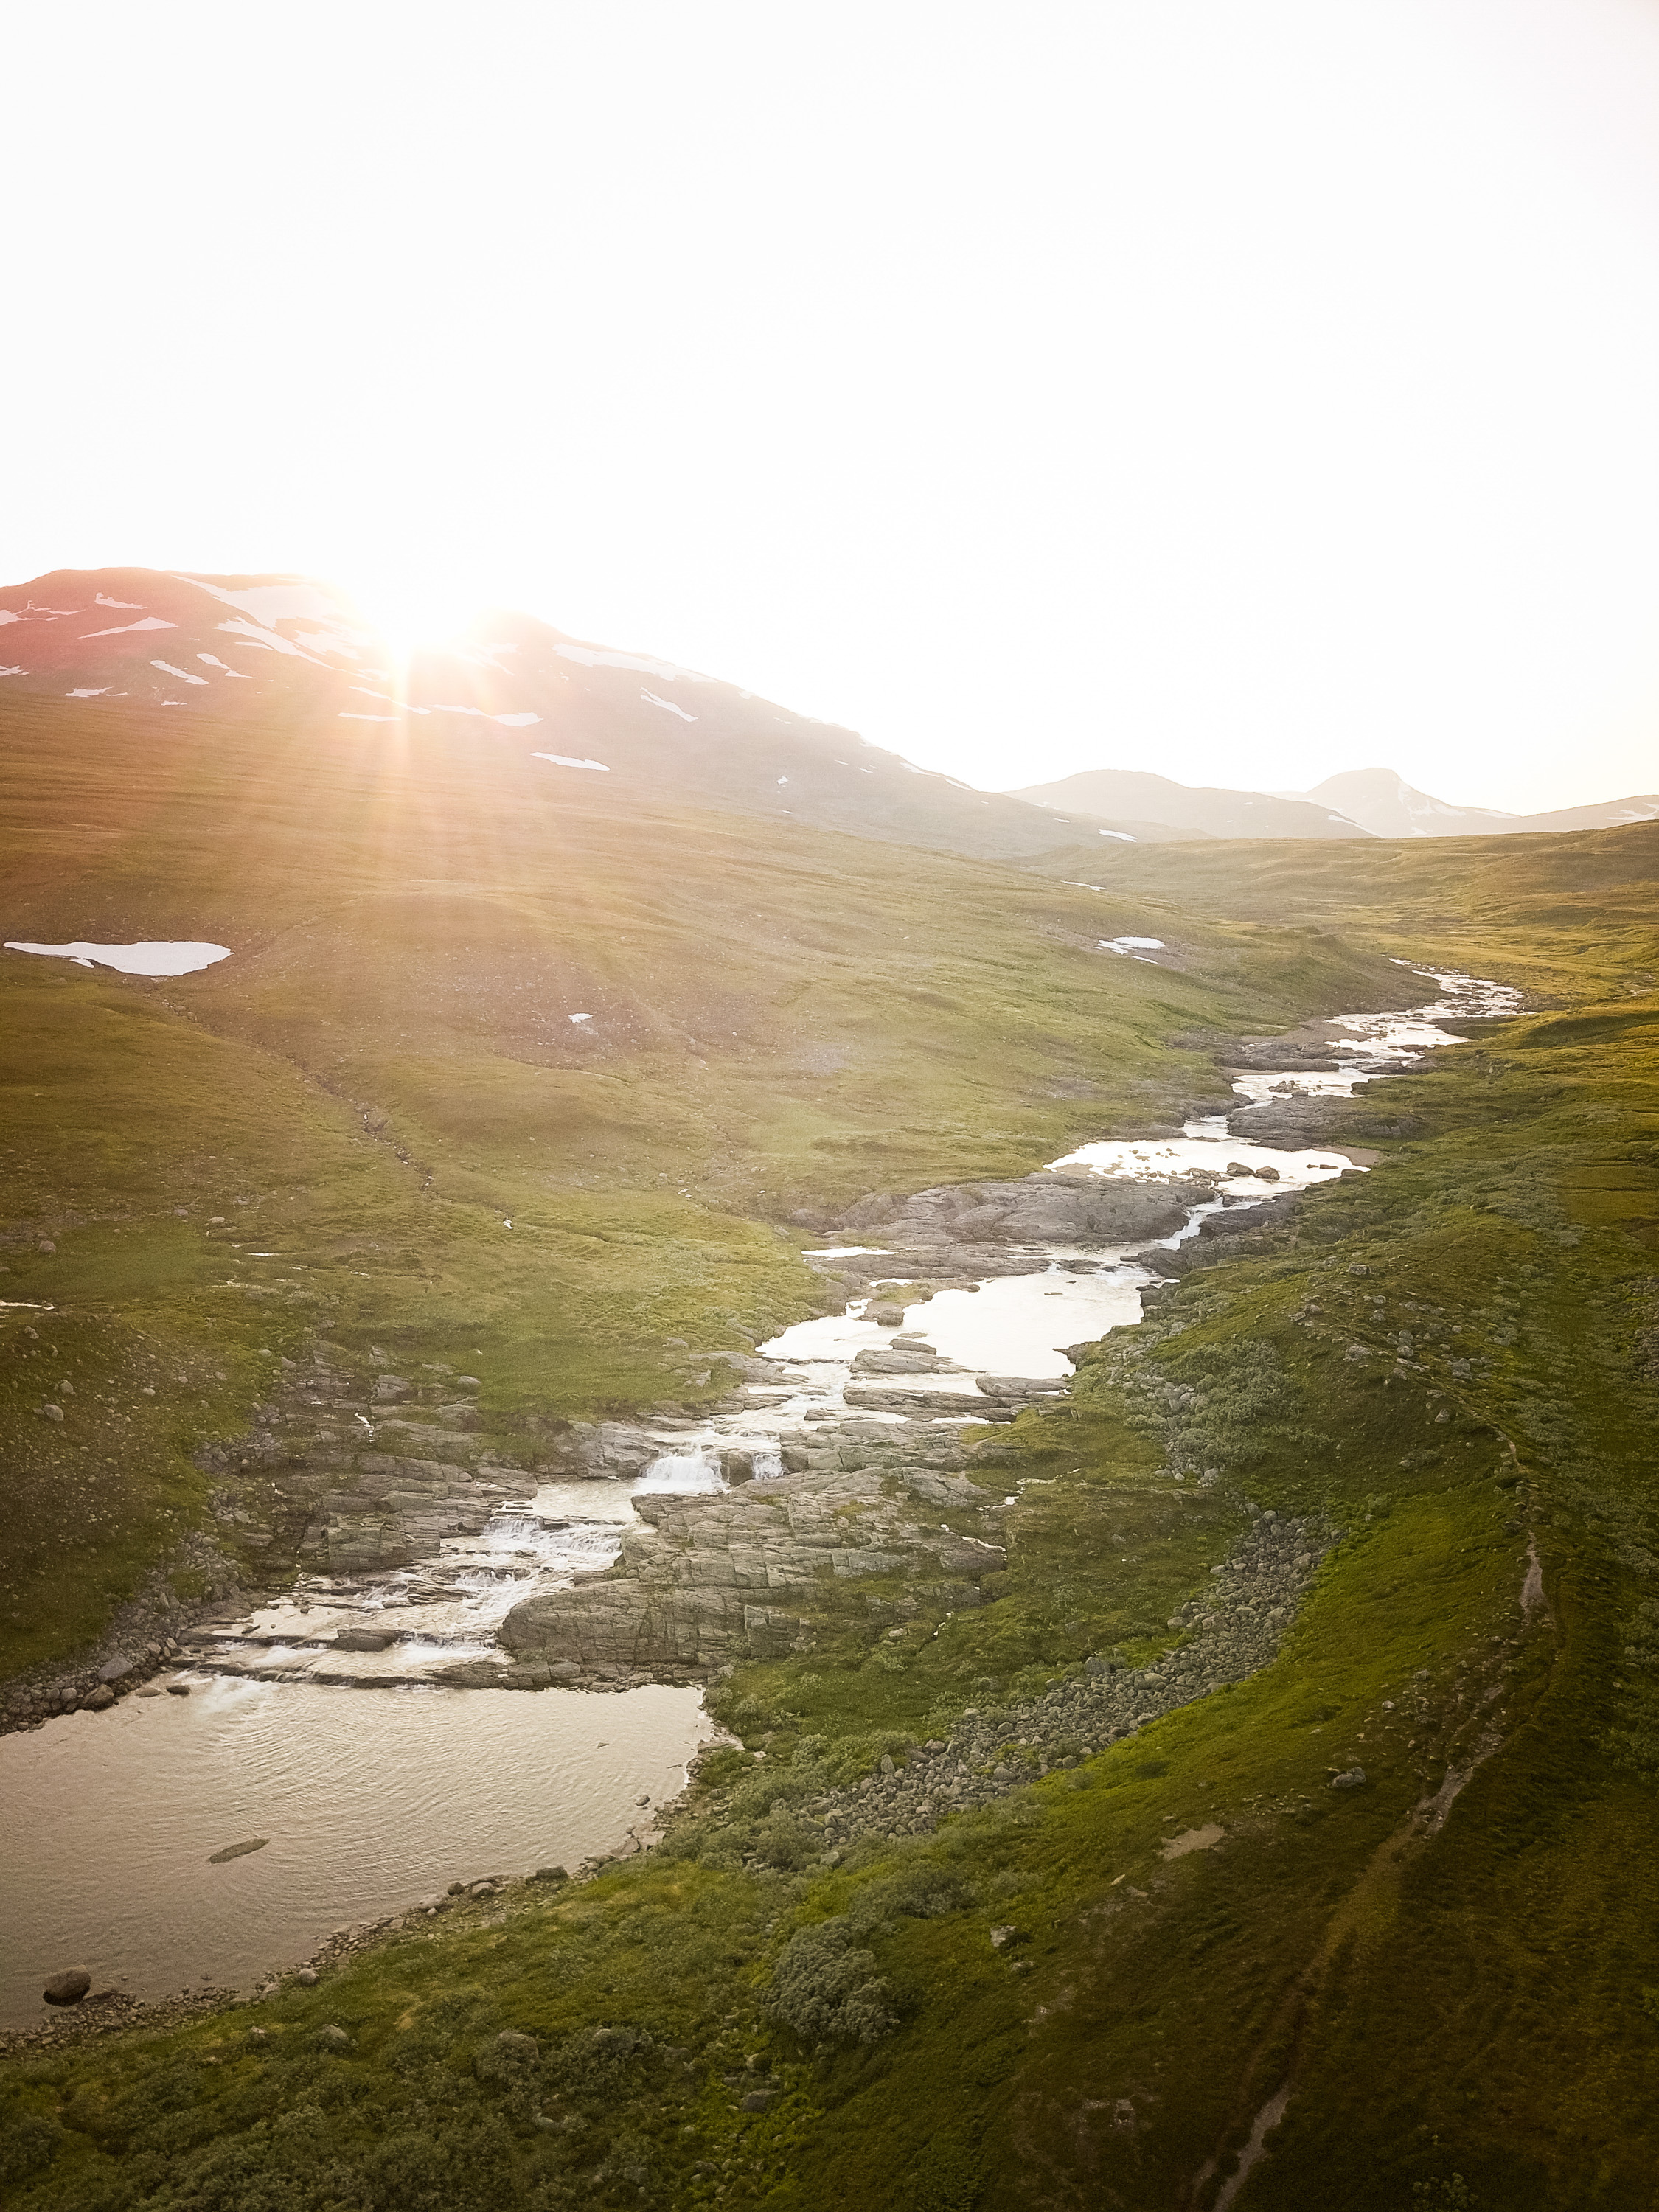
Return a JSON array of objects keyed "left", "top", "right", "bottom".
[{"left": 6, "top": 1, "right": 1658, "bottom": 812}]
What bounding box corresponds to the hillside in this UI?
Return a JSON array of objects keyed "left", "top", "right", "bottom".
[
  {"left": 0, "top": 686, "right": 1414, "bottom": 1680},
  {"left": 1008, "top": 767, "right": 1369, "bottom": 841},
  {"left": 2, "top": 679, "right": 1657, "bottom": 2210},
  {"left": 1293, "top": 766, "right": 1659, "bottom": 839},
  {"left": 0, "top": 568, "right": 1077, "bottom": 864}
]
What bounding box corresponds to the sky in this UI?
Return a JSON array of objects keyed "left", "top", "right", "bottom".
[{"left": 5, "top": 1, "right": 1658, "bottom": 814}]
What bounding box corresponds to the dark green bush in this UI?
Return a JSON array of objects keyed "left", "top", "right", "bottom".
[{"left": 765, "top": 1921, "right": 898, "bottom": 2045}]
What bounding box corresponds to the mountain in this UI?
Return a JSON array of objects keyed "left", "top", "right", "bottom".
[
  {"left": 1287, "top": 765, "right": 1659, "bottom": 838},
  {"left": 1007, "top": 766, "right": 1371, "bottom": 840},
  {"left": 0, "top": 566, "right": 1079, "bottom": 864}
]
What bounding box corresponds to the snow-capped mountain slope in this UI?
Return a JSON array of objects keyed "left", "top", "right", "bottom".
[
  {"left": 0, "top": 568, "right": 1080, "bottom": 863},
  {"left": 1007, "top": 767, "right": 1371, "bottom": 841},
  {"left": 1289, "top": 767, "right": 1659, "bottom": 838}
]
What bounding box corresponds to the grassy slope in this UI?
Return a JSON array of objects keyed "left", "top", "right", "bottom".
[
  {"left": 6, "top": 974, "right": 1656, "bottom": 2211},
  {"left": 1, "top": 695, "right": 1407, "bottom": 1677},
  {"left": 4, "top": 720, "right": 1657, "bottom": 2208},
  {"left": 1026, "top": 818, "right": 1659, "bottom": 1004}
]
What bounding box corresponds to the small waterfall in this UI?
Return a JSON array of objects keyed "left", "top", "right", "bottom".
[{"left": 635, "top": 1447, "right": 725, "bottom": 1493}]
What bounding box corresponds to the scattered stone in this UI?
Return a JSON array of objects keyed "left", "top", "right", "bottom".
[
  {"left": 496, "top": 2030, "right": 540, "bottom": 2060},
  {"left": 165, "top": 1682, "right": 192, "bottom": 1697},
  {"left": 43, "top": 1969, "right": 91, "bottom": 2006},
  {"left": 293, "top": 1967, "right": 319, "bottom": 1986},
  {"left": 38, "top": 1403, "right": 64, "bottom": 1422},
  {"left": 83, "top": 1685, "right": 116, "bottom": 1711},
  {"left": 315, "top": 2024, "right": 352, "bottom": 2048},
  {"left": 1328, "top": 1767, "right": 1368, "bottom": 1790},
  {"left": 740, "top": 2089, "right": 776, "bottom": 2112},
  {"left": 97, "top": 1655, "right": 134, "bottom": 1683}
]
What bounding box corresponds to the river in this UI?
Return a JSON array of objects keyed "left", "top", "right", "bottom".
[{"left": 0, "top": 966, "right": 1517, "bottom": 2027}]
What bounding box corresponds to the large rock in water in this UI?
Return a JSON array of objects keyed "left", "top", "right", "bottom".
[
  {"left": 43, "top": 1969, "right": 91, "bottom": 2006},
  {"left": 838, "top": 1172, "right": 1189, "bottom": 1251}
]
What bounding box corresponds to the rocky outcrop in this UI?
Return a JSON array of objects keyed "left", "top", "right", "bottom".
[
  {"left": 302, "top": 1455, "right": 538, "bottom": 1571},
  {"left": 837, "top": 1172, "right": 1189, "bottom": 1258},
  {"left": 498, "top": 1463, "right": 1007, "bottom": 1674}
]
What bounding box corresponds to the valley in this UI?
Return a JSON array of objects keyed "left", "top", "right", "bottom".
[{"left": 1, "top": 614, "right": 1657, "bottom": 2211}]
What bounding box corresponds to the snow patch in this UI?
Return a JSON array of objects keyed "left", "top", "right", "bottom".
[
  {"left": 641, "top": 688, "right": 696, "bottom": 722},
  {"left": 568, "top": 1012, "right": 592, "bottom": 1023},
  {"left": 4, "top": 940, "right": 232, "bottom": 977},
  {"left": 215, "top": 618, "right": 325, "bottom": 663},
  {"left": 95, "top": 591, "right": 142, "bottom": 608},
  {"left": 1101, "top": 936, "right": 1165, "bottom": 954},
  {"left": 66, "top": 688, "right": 111, "bottom": 698},
  {"left": 197, "top": 655, "right": 250, "bottom": 677},
  {"left": 423, "top": 704, "right": 540, "bottom": 727},
  {"left": 81, "top": 616, "right": 176, "bottom": 637},
  {"left": 556, "top": 643, "right": 695, "bottom": 679},
  {"left": 181, "top": 578, "right": 369, "bottom": 639},
  {"left": 151, "top": 660, "right": 206, "bottom": 685},
  {"left": 532, "top": 752, "right": 609, "bottom": 772},
  {"left": 1098, "top": 830, "right": 1136, "bottom": 841},
  {"left": 339, "top": 713, "right": 400, "bottom": 723}
]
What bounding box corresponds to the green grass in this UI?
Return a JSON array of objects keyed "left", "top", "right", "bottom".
[
  {"left": 8, "top": 975, "right": 1659, "bottom": 2207},
  {"left": 0, "top": 695, "right": 1413, "bottom": 1674},
  {"left": 5, "top": 700, "right": 1659, "bottom": 2205}
]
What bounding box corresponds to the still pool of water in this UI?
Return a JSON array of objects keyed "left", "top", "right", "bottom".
[{"left": 0, "top": 1677, "right": 712, "bottom": 2027}]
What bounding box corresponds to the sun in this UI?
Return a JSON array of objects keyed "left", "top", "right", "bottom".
[{"left": 348, "top": 573, "right": 474, "bottom": 668}]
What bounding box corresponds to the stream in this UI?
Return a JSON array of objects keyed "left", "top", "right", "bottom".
[{"left": 0, "top": 967, "right": 1518, "bottom": 2027}]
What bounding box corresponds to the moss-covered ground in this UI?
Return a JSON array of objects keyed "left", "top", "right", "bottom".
[{"left": 3, "top": 703, "right": 1658, "bottom": 2206}]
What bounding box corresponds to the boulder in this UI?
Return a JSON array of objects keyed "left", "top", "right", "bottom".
[
  {"left": 496, "top": 2030, "right": 540, "bottom": 2060},
  {"left": 83, "top": 1684, "right": 116, "bottom": 1711},
  {"left": 97, "top": 1655, "right": 134, "bottom": 1683},
  {"left": 331, "top": 1628, "right": 394, "bottom": 1652},
  {"left": 43, "top": 1969, "right": 91, "bottom": 2006}
]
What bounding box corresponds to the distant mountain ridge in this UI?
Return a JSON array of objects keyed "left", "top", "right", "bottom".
[
  {"left": 1008, "top": 768, "right": 1369, "bottom": 841},
  {"left": 1011, "top": 761, "right": 1659, "bottom": 842},
  {"left": 1284, "top": 765, "right": 1659, "bottom": 838}
]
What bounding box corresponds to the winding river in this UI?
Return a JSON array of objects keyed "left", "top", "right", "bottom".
[{"left": 0, "top": 967, "right": 1517, "bottom": 2028}]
